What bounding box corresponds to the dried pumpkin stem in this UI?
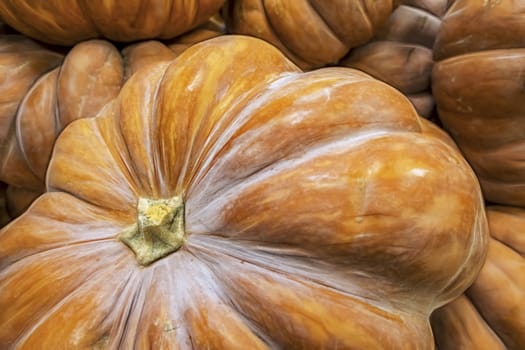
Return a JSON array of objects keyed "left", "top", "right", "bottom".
[{"left": 119, "top": 196, "right": 185, "bottom": 266}]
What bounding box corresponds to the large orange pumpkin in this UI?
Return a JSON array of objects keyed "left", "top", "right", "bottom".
[
  {"left": 0, "top": 36, "right": 487, "bottom": 349},
  {"left": 0, "top": 38, "right": 179, "bottom": 217},
  {"left": 432, "top": 0, "right": 525, "bottom": 206},
  {"left": 0, "top": 0, "right": 224, "bottom": 45},
  {"left": 224, "top": 0, "right": 394, "bottom": 69},
  {"left": 432, "top": 206, "right": 525, "bottom": 349}
]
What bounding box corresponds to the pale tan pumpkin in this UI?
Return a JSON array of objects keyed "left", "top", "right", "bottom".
[
  {"left": 0, "top": 0, "right": 224, "bottom": 45},
  {"left": 432, "top": 206, "right": 525, "bottom": 349},
  {"left": 0, "top": 35, "right": 487, "bottom": 349}
]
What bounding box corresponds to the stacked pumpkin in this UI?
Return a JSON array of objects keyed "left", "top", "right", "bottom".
[
  {"left": 429, "top": 0, "right": 525, "bottom": 348},
  {"left": 340, "top": 0, "right": 452, "bottom": 118},
  {"left": 0, "top": 0, "right": 516, "bottom": 348}
]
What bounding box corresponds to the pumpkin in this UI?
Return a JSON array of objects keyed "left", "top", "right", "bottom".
[
  {"left": 0, "top": 35, "right": 63, "bottom": 148},
  {"left": 432, "top": 0, "right": 525, "bottom": 206},
  {"left": 340, "top": 0, "right": 451, "bottom": 118},
  {"left": 0, "top": 1, "right": 224, "bottom": 46},
  {"left": 431, "top": 206, "right": 525, "bottom": 349},
  {"left": 0, "top": 35, "right": 487, "bottom": 349},
  {"left": 224, "top": 0, "right": 394, "bottom": 69},
  {"left": 0, "top": 38, "right": 180, "bottom": 217}
]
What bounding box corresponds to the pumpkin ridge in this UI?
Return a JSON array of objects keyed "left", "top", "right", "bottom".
[
  {"left": 12, "top": 259, "right": 135, "bottom": 349},
  {"left": 0, "top": 238, "right": 118, "bottom": 276},
  {"left": 0, "top": 243, "right": 131, "bottom": 347},
  {"left": 188, "top": 233, "right": 437, "bottom": 317},
  {"left": 15, "top": 69, "right": 60, "bottom": 183},
  {"left": 103, "top": 268, "right": 151, "bottom": 349},
  {"left": 190, "top": 129, "right": 394, "bottom": 218}
]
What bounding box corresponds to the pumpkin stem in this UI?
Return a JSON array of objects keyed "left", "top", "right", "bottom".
[{"left": 119, "top": 196, "right": 185, "bottom": 266}]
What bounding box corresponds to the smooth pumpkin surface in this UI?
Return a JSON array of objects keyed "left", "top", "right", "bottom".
[
  {"left": 432, "top": 0, "right": 525, "bottom": 206},
  {"left": 341, "top": 0, "right": 450, "bottom": 118},
  {"left": 432, "top": 206, "right": 525, "bottom": 349},
  {"left": 0, "top": 36, "right": 487, "bottom": 349},
  {"left": 0, "top": 0, "right": 224, "bottom": 45},
  {"left": 224, "top": 0, "right": 393, "bottom": 69},
  {"left": 0, "top": 39, "right": 180, "bottom": 217}
]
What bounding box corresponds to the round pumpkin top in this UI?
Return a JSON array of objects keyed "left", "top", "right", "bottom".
[
  {"left": 0, "top": 0, "right": 224, "bottom": 45},
  {"left": 0, "top": 35, "right": 487, "bottom": 349}
]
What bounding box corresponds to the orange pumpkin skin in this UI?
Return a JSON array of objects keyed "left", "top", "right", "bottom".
[
  {"left": 0, "top": 39, "right": 181, "bottom": 217},
  {"left": 340, "top": 0, "right": 451, "bottom": 118},
  {"left": 0, "top": 0, "right": 224, "bottom": 45},
  {"left": 432, "top": 206, "right": 525, "bottom": 349},
  {"left": 432, "top": 0, "right": 525, "bottom": 206},
  {"left": 0, "top": 36, "right": 487, "bottom": 349},
  {"left": 224, "top": 0, "right": 394, "bottom": 69}
]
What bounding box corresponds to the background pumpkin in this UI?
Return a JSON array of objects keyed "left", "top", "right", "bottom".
[
  {"left": 432, "top": 206, "right": 525, "bottom": 349},
  {"left": 0, "top": 0, "right": 224, "bottom": 45},
  {"left": 340, "top": 0, "right": 452, "bottom": 118},
  {"left": 0, "top": 35, "right": 488, "bottom": 349},
  {"left": 432, "top": 0, "right": 525, "bottom": 206},
  {"left": 0, "top": 35, "right": 63, "bottom": 150},
  {"left": 224, "top": 0, "right": 394, "bottom": 69}
]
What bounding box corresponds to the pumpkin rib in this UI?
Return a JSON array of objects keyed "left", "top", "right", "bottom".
[
  {"left": 0, "top": 242, "right": 130, "bottom": 347},
  {"left": 107, "top": 268, "right": 153, "bottom": 349},
  {"left": 191, "top": 245, "right": 433, "bottom": 349},
  {"left": 0, "top": 192, "right": 132, "bottom": 270},
  {"left": 15, "top": 69, "right": 59, "bottom": 183},
  {"left": 183, "top": 72, "right": 303, "bottom": 197},
  {"left": 0, "top": 236, "right": 117, "bottom": 273},
  {"left": 118, "top": 61, "right": 173, "bottom": 198},
  {"left": 188, "top": 235, "right": 402, "bottom": 311},
  {"left": 262, "top": 0, "right": 347, "bottom": 66},
  {"left": 178, "top": 252, "right": 274, "bottom": 349},
  {"left": 13, "top": 257, "right": 136, "bottom": 349},
  {"left": 304, "top": 0, "right": 350, "bottom": 48},
  {"left": 190, "top": 129, "right": 393, "bottom": 218},
  {"left": 0, "top": 239, "right": 121, "bottom": 278},
  {"left": 56, "top": 40, "right": 123, "bottom": 127}
]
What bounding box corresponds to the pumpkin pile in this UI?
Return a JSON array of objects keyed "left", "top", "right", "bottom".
[{"left": 0, "top": 1, "right": 521, "bottom": 348}]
